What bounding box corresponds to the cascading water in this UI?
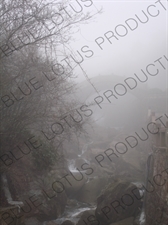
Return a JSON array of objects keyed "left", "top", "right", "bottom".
[
  {"left": 132, "top": 182, "right": 146, "bottom": 225},
  {"left": 53, "top": 204, "right": 94, "bottom": 225},
  {"left": 78, "top": 140, "right": 93, "bottom": 157},
  {"left": 51, "top": 151, "right": 95, "bottom": 225},
  {"left": 1, "top": 174, "right": 23, "bottom": 210},
  {"left": 139, "top": 210, "right": 146, "bottom": 225},
  {"left": 68, "top": 159, "right": 77, "bottom": 172}
]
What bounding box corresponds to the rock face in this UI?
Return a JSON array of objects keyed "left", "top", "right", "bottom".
[
  {"left": 0, "top": 206, "right": 26, "bottom": 225},
  {"left": 36, "top": 191, "right": 67, "bottom": 222},
  {"left": 25, "top": 174, "right": 68, "bottom": 222},
  {"left": 1, "top": 154, "right": 68, "bottom": 222},
  {"left": 95, "top": 180, "right": 142, "bottom": 225},
  {"left": 20, "top": 187, "right": 67, "bottom": 222}
]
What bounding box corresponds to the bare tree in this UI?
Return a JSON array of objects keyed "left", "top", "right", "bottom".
[
  {"left": 0, "top": 0, "right": 99, "bottom": 172},
  {"left": 0, "top": 0, "right": 100, "bottom": 58}
]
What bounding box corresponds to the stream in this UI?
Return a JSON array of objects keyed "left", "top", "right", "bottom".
[{"left": 43, "top": 200, "right": 96, "bottom": 225}]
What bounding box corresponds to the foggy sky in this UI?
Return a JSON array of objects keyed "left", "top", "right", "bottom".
[{"left": 59, "top": 0, "right": 167, "bottom": 90}]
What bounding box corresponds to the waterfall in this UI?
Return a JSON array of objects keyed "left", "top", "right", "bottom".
[
  {"left": 131, "top": 181, "right": 146, "bottom": 225},
  {"left": 139, "top": 210, "right": 146, "bottom": 225},
  {"left": 1, "top": 174, "right": 23, "bottom": 209},
  {"left": 78, "top": 140, "right": 93, "bottom": 157},
  {"left": 68, "top": 159, "right": 78, "bottom": 172}
]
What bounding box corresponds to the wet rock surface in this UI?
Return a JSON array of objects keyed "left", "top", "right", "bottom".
[
  {"left": 95, "top": 180, "right": 142, "bottom": 225},
  {"left": 109, "top": 217, "right": 134, "bottom": 225},
  {"left": 76, "top": 209, "right": 96, "bottom": 225},
  {"left": 45, "top": 222, "right": 59, "bottom": 225},
  {"left": 24, "top": 217, "right": 41, "bottom": 225},
  {"left": 61, "top": 220, "right": 75, "bottom": 225},
  {"left": 76, "top": 177, "right": 109, "bottom": 204}
]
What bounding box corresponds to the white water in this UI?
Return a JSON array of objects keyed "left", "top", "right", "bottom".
[
  {"left": 68, "top": 159, "right": 78, "bottom": 172},
  {"left": 53, "top": 205, "right": 96, "bottom": 225},
  {"left": 1, "top": 174, "right": 23, "bottom": 210},
  {"left": 78, "top": 141, "right": 93, "bottom": 157},
  {"left": 68, "top": 158, "right": 90, "bottom": 172},
  {"left": 131, "top": 181, "right": 146, "bottom": 225},
  {"left": 139, "top": 210, "right": 146, "bottom": 225}
]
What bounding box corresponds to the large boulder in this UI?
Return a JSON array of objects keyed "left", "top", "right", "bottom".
[
  {"left": 109, "top": 217, "right": 134, "bottom": 225},
  {"left": 61, "top": 170, "right": 88, "bottom": 197},
  {"left": 77, "top": 209, "right": 97, "bottom": 225},
  {"left": 46, "top": 222, "right": 59, "bottom": 225},
  {"left": 61, "top": 220, "right": 75, "bottom": 225},
  {"left": 24, "top": 217, "right": 41, "bottom": 225},
  {"left": 95, "top": 180, "right": 143, "bottom": 225},
  {"left": 76, "top": 177, "right": 109, "bottom": 204}
]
